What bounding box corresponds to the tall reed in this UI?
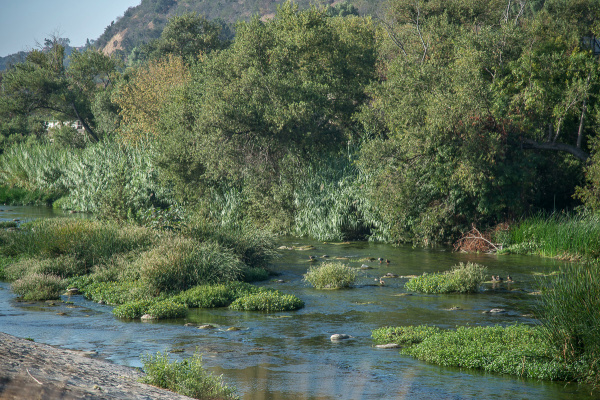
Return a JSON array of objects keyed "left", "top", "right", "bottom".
[
  {"left": 508, "top": 213, "right": 600, "bottom": 259},
  {"left": 537, "top": 262, "right": 600, "bottom": 387}
]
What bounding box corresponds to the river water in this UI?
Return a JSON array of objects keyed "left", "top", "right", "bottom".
[{"left": 0, "top": 207, "right": 595, "bottom": 399}]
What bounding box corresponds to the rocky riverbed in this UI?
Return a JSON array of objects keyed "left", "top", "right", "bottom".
[{"left": 0, "top": 332, "right": 193, "bottom": 400}]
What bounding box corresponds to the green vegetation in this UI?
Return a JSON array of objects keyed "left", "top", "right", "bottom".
[
  {"left": 373, "top": 324, "right": 573, "bottom": 381},
  {"left": 11, "top": 273, "right": 64, "bottom": 301},
  {"left": 405, "top": 263, "right": 487, "bottom": 294},
  {"left": 303, "top": 262, "right": 358, "bottom": 289},
  {"left": 506, "top": 214, "right": 600, "bottom": 259},
  {"left": 229, "top": 291, "right": 304, "bottom": 312},
  {"left": 537, "top": 262, "right": 600, "bottom": 387},
  {"left": 140, "top": 351, "right": 238, "bottom": 400}
]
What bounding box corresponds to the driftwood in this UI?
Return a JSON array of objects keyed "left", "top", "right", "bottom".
[{"left": 454, "top": 224, "right": 507, "bottom": 253}]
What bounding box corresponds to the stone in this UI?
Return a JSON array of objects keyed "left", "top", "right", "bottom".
[
  {"left": 376, "top": 343, "right": 400, "bottom": 349},
  {"left": 141, "top": 314, "right": 156, "bottom": 320},
  {"left": 483, "top": 308, "right": 506, "bottom": 314},
  {"left": 330, "top": 334, "right": 351, "bottom": 341},
  {"left": 197, "top": 324, "right": 215, "bottom": 330}
]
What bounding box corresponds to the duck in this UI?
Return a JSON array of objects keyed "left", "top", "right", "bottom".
[
  {"left": 496, "top": 275, "right": 503, "bottom": 282},
  {"left": 377, "top": 257, "right": 384, "bottom": 263},
  {"left": 491, "top": 275, "right": 498, "bottom": 282},
  {"left": 506, "top": 275, "right": 513, "bottom": 282},
  {"left": 385, "top": 259, "right": 390, "bottom": 264},
  {"left": 309, "top": 255, "right": 317, "bottom": 262}
]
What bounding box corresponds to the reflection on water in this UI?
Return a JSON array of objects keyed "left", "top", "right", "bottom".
[{"left": 0, "top": 211, "right": 593, "bottom": 399}]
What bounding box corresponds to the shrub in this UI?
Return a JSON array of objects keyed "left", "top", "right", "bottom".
[
  {"left": 229, "top": 291, "right": 304, "bottom": 312},
  {"left": 140, "top": 351, "right": 238, "bottom": 400},
  {"left": 11, "top": 273, "right": 64, "bottom": 301},
  {"left": 303, "top": 262, "right": 357, "bottom": 289},
  {"left": 372, "top": 325, "right": 442, "bottom": 346},
  {"left": 405, "top": 262, "right": 487, "bottom": 294},
  {"left": 172, "top": 282, "right": 253, "bottom": 308},
  {"left": 136, "top": 236, "right": 243, "bottom": 293}
]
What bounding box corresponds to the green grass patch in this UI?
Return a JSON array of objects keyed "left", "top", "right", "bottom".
[
  {"left": 507, "top": 213, "right": 600, "bottom": 259},
  {"left": 303, "top": 262, "right": 357, "bottom": 289},
  {"left": 405, "top": 262, "right": 487, "bottom": 294},
  {"left": 113, "top": 300, "right": 155, "bottom": 318},
  {"left": 229, "top": 291, "right": 304, "bottom": 312},
  {"left": 0, "top": 221, "right": 18, "bottom": 229},
  {"left": 11, "top": 273, "right": 64, "bottom": 301},
  {"left": 172, "top": 282, "right": 260, "bottom": 308},
  {"left": 373, "top": 324, "right": 574, "bottom": 381},
  {"left": 140, "top": 351, "right": 238, "bottom": 399},
  {"left": 372, "top": 325, "right": 442, "bottom": 346}
]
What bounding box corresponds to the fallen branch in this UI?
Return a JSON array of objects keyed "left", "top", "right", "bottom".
[{"left": 27, "top": 368, "right": 43, "bottom": 385}]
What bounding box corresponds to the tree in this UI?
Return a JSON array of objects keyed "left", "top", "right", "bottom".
[
  {"left": 0, "top": 39, "right": 121, "bottom": 143},
  {"left": 154, "top": 2, "right": 378, "bottom": 221}
]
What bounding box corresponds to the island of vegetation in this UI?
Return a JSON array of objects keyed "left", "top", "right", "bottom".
[{"left": 1, "top": 0, "right": 599, "bottom": 398}]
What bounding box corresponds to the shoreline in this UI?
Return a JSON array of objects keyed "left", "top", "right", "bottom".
[{"left": 0, "top": 332, "right": 194, "bottom": 399}]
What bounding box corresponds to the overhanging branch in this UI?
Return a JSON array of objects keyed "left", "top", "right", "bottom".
[{"left": 521, "top": 138, "right": 589, "bottom": 162}]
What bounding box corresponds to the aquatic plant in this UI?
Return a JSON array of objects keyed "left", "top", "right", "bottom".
[
  {"left": 11, "top": 273, "right": 64, "bottom": 301},
  {"left": 140, "top": 351, "right": 238, "bottom": 400},
  {"left": 146, "top": 300, "right": 188, "bottom": 319},
  {"left": 537, "top": 262, "right": 600, "bottom": 388},
  {"left": 373, "top": 324, "right": 573, "bottom": 381},
  {"left": 372, "top": 325, "right": 442, "bottom": 346},
  {"left": 113, "top": 300, "right": 155, "bottom": 319},
  {"left": 303, "top": 262, "right": 358, "bottom": 289},
  {"left": 507, "top": 213, "right": 600, "bottom": 259},
  {"left": 405, "top": 262, "right": 487, "bottom": 294},
  {"left": 229, "top": 291, "right": 304, "bottom": 312},
  {"left": 172, "top": 282, "right": 259, "bottom": 308}
]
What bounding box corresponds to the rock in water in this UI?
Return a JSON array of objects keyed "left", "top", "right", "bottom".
[{"left": 330, "top": 334, "right": 351, "bottom": 341}]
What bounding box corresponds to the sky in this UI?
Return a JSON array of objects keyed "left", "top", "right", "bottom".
[{"left": 0, "top": 0, "right": 142, "bottom": 57}]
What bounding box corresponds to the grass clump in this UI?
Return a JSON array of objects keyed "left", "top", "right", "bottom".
[
  {"left": 229, "top": 291, "right": 304, "bottom": 312},
  {"left": 81, "top": 280, "right": 154, "bottom": 305},
  {"left": 140, "top": 351, "right": 238, "bottom": 400},
  {"left": 11, "top": 273, "right": 64, "bottom": 301},
  {"left": 373, "top": 324, "right": 573, "bottom": 381},
  {"left": 538, "top": 262, "right": 600, "bottom": 388},
  {"left": 146, "top": 300, "right": 188, "bottom": 319},
  {"left": 5, "top": 255, "right": 84, "bottom": 281},
  {"left": 405, "top": 262, "right": 487, "bottom": 294},
  {"left": 507, "top": 213, "right": 600, "bottom": 259},
  {"left": 135, "top": 237, "right": 243, "bottom": 293},
  {"left": 303, "top": 262, "right": 357, "bottom": 289}
]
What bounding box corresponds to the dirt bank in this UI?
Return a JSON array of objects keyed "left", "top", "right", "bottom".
[{"left": 0, "top": 332, "right": 194, "bottom": 399}]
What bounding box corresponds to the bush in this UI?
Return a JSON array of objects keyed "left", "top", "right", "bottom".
[
  {"left": 372, "top": 325, "right": 442, "bottom": 346},
  {"left": 405, "top": 262, "right": 487, "bottom": 294},
  {"left": 136, "top": 236, "right": 243, "bottom": 293},
  {"left": 538, "top": 262, "right": 600, "bottom": 388},
  {"left": 140, "top": 351, "right": 238, "bottom": 400},
  {"left": 303, "top": 262, "right": 357, "bottom": 289},
  {"left": 229, "top": 291, "right": 304, "bottom": 312},
  {"left": 11, "top": 273, "right": 64, "bottom": 301}
]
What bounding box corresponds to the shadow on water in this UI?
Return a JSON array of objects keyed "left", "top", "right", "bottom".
[{"left": 0, "top": 214, "right": 595, "bottom": 399}]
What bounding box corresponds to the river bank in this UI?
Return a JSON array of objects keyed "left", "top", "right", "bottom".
[{"left": 0, "top": 332, "right": 194, "bottom": 400}]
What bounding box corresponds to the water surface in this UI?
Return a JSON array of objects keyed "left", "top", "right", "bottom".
[{"left": 0, "top": 210, "right": 594, "bottom": 399}]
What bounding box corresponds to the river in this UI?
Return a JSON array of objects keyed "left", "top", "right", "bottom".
[{"left": 0, "top": 207, "right": 594, "bottom": 399}]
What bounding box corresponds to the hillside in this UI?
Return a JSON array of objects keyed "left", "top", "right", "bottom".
[{"left": 94, "top": 0, "right": 382, "bottom": 58}]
